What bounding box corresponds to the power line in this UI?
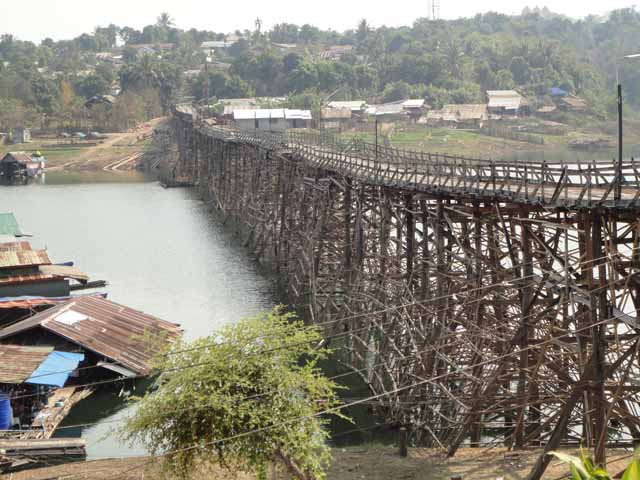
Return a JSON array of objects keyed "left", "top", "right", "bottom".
[{"left": 94, "top": 309, "right": 634, "bottom": 480}]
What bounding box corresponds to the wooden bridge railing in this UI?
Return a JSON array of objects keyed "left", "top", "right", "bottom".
[{"left": 173, "top": 105, "right": 640, "bottom": 209}]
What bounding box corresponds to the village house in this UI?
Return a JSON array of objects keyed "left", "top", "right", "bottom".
[
  {"left": 487, "top": 90, "right": 526, "bottom": 116},
  {"left": 0, "top": 296, "right": 181, "bottom": 441},
  {"left": 426, "top": 104, "right": 488, "bottom": 129},
  {"left": 319, "top": 45, "right": 354, "bottom": 61},
  {"left": 0, "top": 295, "right": 182, "bottom": 378},
  {"left": 327, "top": 100, "right": 367, "bottom": 115},
  {"left": 366, "top": 102, "right": 408, "bottom": 122},
  {"left": 402, "top": 99, "right": 429, "bottom": 120},
  {"left": 558, "top": 95, "right": 587, "bottom": 112},
  {"left": 320, "top": 107, "right": 352, "bottom": 129},
  {"left": 0, "top": 152, "right": 45, "bottom": 182},
  {"left": 234, "top": 109, "right": 312, "bottom": 131}
]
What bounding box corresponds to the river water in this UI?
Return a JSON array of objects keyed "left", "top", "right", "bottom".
[{"left": 1, "top": 174, "right": 278, "bottom": 458}]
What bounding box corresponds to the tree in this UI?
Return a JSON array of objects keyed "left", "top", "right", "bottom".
[
  {"left": 157, "top": 12, "right": 175, "bottom": 28},
  {"left": 122, "top": 308, "right": 345, "bottom": 480},
  {"left": 74, "top": 74, "right": 109, "bottom": 99}
]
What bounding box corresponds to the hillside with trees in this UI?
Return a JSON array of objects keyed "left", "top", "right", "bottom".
[{"left": 2, "top": 8, "right": 640, "bottom": 133}]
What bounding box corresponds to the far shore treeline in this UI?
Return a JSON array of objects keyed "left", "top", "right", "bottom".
[{"left": 2, "top": 8, "right": 640, "bottom": 133}]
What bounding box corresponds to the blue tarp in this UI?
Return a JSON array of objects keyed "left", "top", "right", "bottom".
[
  {"left": 550, "top": 87, "right": 568, "bottom": 97},
  {"left": 26, "top": 351, "right": 85, "bottom": 387}
]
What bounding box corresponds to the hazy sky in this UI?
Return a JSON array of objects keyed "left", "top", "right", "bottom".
[{"left": 0, "top": 0, "right": 637, "bottom": 43}]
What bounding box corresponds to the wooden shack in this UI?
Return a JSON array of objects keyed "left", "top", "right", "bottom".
[{"left": 0, "top": 152, "right": 45, "bottom": 182}]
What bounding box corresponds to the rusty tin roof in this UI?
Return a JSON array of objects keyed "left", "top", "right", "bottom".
[
  {"left": 0, "top": 345, "right": 53, "bottom": 384},
  {"left": 0, "top": 296, "right": 182, "bottom": 375},
  {"left": 0, "top": 242, "right": 33, "bottom": 252},
  {"left": 0, "top": 250, "right": 51, "bottom": 269}
]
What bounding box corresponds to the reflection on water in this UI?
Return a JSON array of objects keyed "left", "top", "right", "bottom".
[{"left": 1, "top": 177, "right": 277, "bottom": 458}]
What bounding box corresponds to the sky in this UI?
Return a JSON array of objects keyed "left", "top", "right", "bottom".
[{"left": 0, "top": 0, "right": 638, "bottom": 43}]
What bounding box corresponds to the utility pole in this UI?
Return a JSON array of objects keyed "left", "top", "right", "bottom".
[
  {"left": 617, "top": 83, "right": 622, "bottom": 202},
  {"left": 375, "top": 115, "right": 379, "bottom": 160},
  {"left": 614, "top": 53, "right": 640, "bottom": 202}
]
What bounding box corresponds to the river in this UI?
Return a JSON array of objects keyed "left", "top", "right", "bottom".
[{"left": 1, "top": 175, "right": 278, "bottom": 458}]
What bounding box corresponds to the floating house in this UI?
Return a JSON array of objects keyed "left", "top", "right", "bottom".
[
  {"left": 0, "top": 296, "right": 181, "bottom": 443},
  {"left": 0, "top": 295, "right": 182, "bottom": 378},
  {"left": 0, "top": 152, "right": 46, "bottom": 183}
]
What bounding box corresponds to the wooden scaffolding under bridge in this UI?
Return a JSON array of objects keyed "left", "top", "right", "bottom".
[{"left": 171, "top": 105, "right": 640, "bottom": 479}]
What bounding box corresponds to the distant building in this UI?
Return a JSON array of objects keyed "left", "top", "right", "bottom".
[
  {"left": 0, "top": 152, "right": 46, "bottom": 182},
  {"left": 558, "top": 95, "right": 587, "bottom": 112},
  {"left": 234, "top": 109, "right": 312, "bottom": 131},
  {"left": 321, "top": 107, "right": 352, "bottom": 129},
  {"left": 426, "top": 104, "right": 488, "bottom": 128},
  {"left": 11, "top": 127, "right": 31, "bottom": 144},
  {"left": 201, "top": 36, "right": 240, "bottom": 52},
  {"left": 366, "top": 102, "right": 408, "bottom": 121},
  {"left": 127, "top": 43, "right": 175, "bottom": 57},
  {"left": 319, "top": 45, "right": 354, "bottom": 61},
  {"left": 536, "top": 105, "right": 557, "bottom": 115},
  {"left": 487, "top": 90, "right": 526, "bottom": 116},
  {"left": 327, "top": 101, "right": 367, "bottom": 114},
  {"left": 402, "top": 99, "right": 429, "bottom": 120}
]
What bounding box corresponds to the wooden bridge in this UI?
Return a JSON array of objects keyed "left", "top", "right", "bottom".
[{"left": 172, "top": 106, "right": 640, "bottom": 479}]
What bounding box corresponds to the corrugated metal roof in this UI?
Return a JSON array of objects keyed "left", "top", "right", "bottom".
[
  {"left": 487, "top": 90, "right": 523, "bottom": 110},
  {"left": 235, "top": 109, "right": 286, "bottom": 120},
  {"left": 0, "top": 213, "right": 23, "bottom": 237},
  {"left": 402, "top": 99, "right": 426, "bottom": 108},
  {"left": 0, "top": 273, "right": 59, "bottom": 286},
  {"left": 234, "top": 109, "right": 312, "bottom": 121},
  {"left": 0, "top": 345, "right": 53, "bottom": 384},
  {"left": 367, "top": 103, "right": 406, "bottom": 116},
  {"left": 39, "top": 265, "right": 89, "bottom": 282},
  {"left": 0, "top": 296, "right": 182, "bottom": 375},
  {"left": 0, "top": 242, "right": 31, "bottom": 252},
  {"left": 327, "top": 101, "right": 366, "bottom": 111},
  {"left": 285, "top": 109, "right": 312, "bottom": 120},
  {"left": 429, "top": 104, "right": 488, "bottom": 121},
  {"left": 0, "top": 250, "right": 51, "bottom": 269},
  {"left": 322, "top": 108, "right": 352, "bottom": 120},
  {"left": 1, "top": 152, "right": 33, "bottom": 164},
  {"left": 0, "top": 295, "right": 72, "bottom": 309}
]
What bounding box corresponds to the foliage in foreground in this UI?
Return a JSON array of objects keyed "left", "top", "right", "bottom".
[
  {"left": 551, "top": 448, "right": 640, "bottom": 479},
  {"left": 121, "top": 307, "right": 346, "bottom": 480}
]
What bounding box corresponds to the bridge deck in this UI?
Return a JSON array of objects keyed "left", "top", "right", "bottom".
[{"left": 176, "top": 106, "right": 640, "bottom": 210}]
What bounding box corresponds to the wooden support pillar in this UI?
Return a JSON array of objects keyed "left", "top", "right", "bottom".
[
  {"left": 515, "top": 210, "right": 533, "bottom": 449},
  {"left": 406, "top": 194, "right": 415, "bottom": 286},
  {"left": 591, "top": 211, "right": 607, "bottom": 466}
]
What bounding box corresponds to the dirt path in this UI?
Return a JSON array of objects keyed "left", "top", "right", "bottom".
[
  {"left": 45, "top": 118, "right": 165, "bottom": 172},
  {"left": 3, "top": 447, "right": 635, "bottom": 479}
]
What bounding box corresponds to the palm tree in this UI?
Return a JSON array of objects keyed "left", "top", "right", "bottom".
[
  {"left": 135, "top": 55, "right": 159, "bottom": 88},
  {"left": 157, "top": 13, "right": 174, "bottom": 28}
]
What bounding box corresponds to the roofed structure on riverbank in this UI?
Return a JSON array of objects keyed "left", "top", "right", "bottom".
[
  {"left": 426, "top": 104, "right": 488, "bottom": 128},
  {"left": 0, "top": 296, "right": 182, "bottom": 375},
  {"left": 487, "top": 90, "right": 525, "bottom": 115},
  {"left": 0, "top": 345, "right": 83, "bottom": 387}
]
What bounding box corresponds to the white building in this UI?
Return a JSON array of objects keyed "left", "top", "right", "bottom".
[{"left": 234, "top": 109, "right": 312, "bottom": 131}]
